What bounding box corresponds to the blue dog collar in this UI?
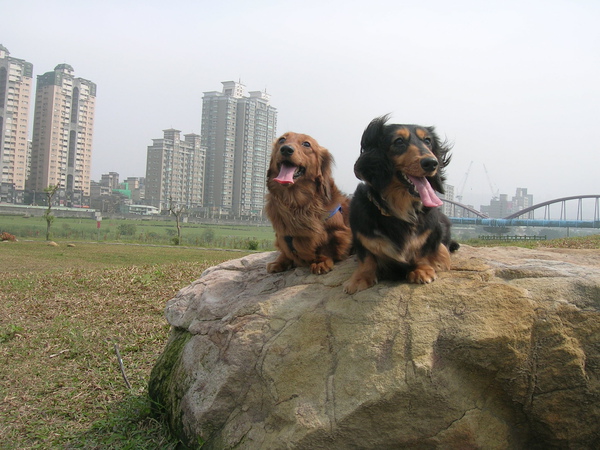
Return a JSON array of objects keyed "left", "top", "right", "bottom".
[{"left": 326, "top": 204, "right": 342, "bottom": 220}]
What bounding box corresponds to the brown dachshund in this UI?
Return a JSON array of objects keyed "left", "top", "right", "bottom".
[{"left": 265, "top": 132, "right": 352, "bottom": 274}]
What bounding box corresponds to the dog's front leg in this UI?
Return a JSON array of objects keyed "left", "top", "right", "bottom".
[
  {"left": 406, "top": 244, "right": 451, "bottom": 283},
  {"left": 343, "top": 253, "right": 378, "bottom": 294}
]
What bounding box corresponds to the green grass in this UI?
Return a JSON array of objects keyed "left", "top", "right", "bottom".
[
  {"left": 0, "top": 214, "right": 275, "bottom": 250},
  {"left": 0, "top": 241, "right": 252, "bottom": 449},
  {"left": 1, "top": 240, "right": 251, "bottom": 273}
]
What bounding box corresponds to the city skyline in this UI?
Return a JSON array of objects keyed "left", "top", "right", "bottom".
[
  {"left": 0, "top": 44, "right": 554, "bottom": 217},
  {"left": 3, "top": 0, "right": 600, "bottom": 208}
]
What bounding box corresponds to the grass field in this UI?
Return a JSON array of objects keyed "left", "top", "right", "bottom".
[
  {"left": 0, "top": 241, "right": 252, "bottom": 449},
  {"left": 0, "top": 214, "right": 276, "bottom": 250},
  {"left": 1, "top": 234, "right": 599, "bottom": 448}
]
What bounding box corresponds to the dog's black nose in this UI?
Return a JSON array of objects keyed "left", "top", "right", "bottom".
[
  {"left": 420, "top": 157, "right": 438, "bottom": 173},
  {"left": 280, "top": 145, "right": 294, "bottom": 157}
]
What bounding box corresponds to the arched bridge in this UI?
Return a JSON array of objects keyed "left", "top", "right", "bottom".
[{"left": 444, "top": 195, "right": 600, "bottom": 228}]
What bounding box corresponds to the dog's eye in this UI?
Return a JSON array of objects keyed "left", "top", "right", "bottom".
[
  {"left": 393, "top": 138, "right": 405, "bottom": 147},
  {"left": 423, "top": 137, "right": 432, "bottom": 146},
  {"left": 302, "top": 141, "right": 311, "bottom": 148},
  {"left": 278, "top": 137, "right": 286, "bottom": 144}
]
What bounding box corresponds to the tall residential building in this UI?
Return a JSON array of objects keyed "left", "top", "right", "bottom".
[
  {"left": 145, "top": 129, "right": 205, "bottom": 211},
  {"left": 439, "top": 183, "right": 455, "bottom": 217},
  {"left": 28, "top": 64, "right": 96, "bottom": 206},
  {"left": 0, "top": 45, "right": 33, "bottom": 193},
  {"left": 201, "top": 81, "right": 277, "bottom": 218}
]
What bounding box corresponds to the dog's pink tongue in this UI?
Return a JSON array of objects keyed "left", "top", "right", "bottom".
[
  {"left": 407, "top": 175, "right": 443, "bottom": 208},
  {"left": 274, "top": 164, "right": 296, "bottom": 185}
]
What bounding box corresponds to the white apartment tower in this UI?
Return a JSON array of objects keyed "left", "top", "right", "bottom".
[
  {"left": 28, "top": 64, "right": 96, "bottom": 205},
  {"left": 201, "top": 81, "right": 277, "bottom": 218},
  {"left": 440, "top": 183, "right": 455, "bottom": 218},
  {"left": 145, "top": 129, "right": 205, "bottom": 211},
  {"left": 0, "top": 45, "right": 33, "bottom": 192}
]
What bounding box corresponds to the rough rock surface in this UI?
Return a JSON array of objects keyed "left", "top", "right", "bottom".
[{"left": 149, "top": 246, "right": 600, "bottom": 449}]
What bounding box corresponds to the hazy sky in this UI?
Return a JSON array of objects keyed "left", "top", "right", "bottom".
[{"left": 4, "top": 0, "right": 600, "bottom": 209}]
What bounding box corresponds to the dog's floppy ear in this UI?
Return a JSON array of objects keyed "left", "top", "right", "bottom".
[
  {"left": 360, "top": 114, "right": 390, "bottom": 153},
  {"left": 316, "top": 145, "right": 333, "bottom": 201},
  {"left": 354, "top": 115, "right": 394, "bottom": 190},
  {"left": 354, "top": 149, "right": 394, "bottom": 192},
  {"left": 426, "top": 126, "right": 452, "bottom": 194}
]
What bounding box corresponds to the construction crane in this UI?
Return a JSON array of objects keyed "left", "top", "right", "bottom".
[
  {"left": 456, "top": 161, "right": 473, "bottom": 203},
  {"left": 482, "top": 164, "right": 500, "bottom": 201}
]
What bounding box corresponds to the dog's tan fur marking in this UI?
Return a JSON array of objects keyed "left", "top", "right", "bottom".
[
  {"left": 407, "top": 243, "right": 451, "bottom": 284},
  {"left": 343, "top": 253, "right": 379, "bottom": 294},
  {"left": 415, "top": 127, "right": 429, "bottom": 140},
  {"left": 394, "top": 128, "right": 411, "bottom": 140},
  {"left": 381, "top": 178, "right": 420, "bottom": 222}
]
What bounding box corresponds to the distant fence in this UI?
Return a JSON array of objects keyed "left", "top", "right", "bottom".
[{"left": 478, "top": 235, "right": 547, "bottom": 241}]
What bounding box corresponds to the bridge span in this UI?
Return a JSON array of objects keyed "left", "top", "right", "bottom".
[{"left": 443, "top": 195, "right": 600, "bottom": 229}]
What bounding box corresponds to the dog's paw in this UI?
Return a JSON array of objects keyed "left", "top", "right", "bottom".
[
  {"left": 267, "top": 261, "right": 288, "bottom": 273},
  {"left": 407, "top": 265, "right": 437, "bottom": 284},
  {"left": 343, "top": 277, "right": 377, "bottom": 294},
  {"left": 310, "top": 259, "right": 334, "bottom": 275}
]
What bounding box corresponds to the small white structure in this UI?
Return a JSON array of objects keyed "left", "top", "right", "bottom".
[{"left": 126, "top": 204, "right": 159, "bottom": 215}]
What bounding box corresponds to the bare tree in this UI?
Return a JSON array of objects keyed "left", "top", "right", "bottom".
[
  {"left": 169, "top": 196, "right": 187, "bottom": 245},
  {"left": 43, "top": 184, "right": 60, "bottom": 241}
]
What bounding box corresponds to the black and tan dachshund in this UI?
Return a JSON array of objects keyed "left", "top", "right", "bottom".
[{"left": 343, "top": 115, "right": 459, "bottom": 294}]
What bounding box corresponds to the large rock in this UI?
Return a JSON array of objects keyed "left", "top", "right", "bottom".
[{"left": 149, "top": 246, "right": 600, "bottom": 449}]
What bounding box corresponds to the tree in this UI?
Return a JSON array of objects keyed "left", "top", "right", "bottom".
[
  {"left": 169, "top": 196, "right": 187, "bottom": 246},
  {"left": 43, "top": 184, "right": 60, "bottom": 241}
]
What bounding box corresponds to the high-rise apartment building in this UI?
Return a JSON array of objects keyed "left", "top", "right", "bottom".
[
  {"left": 201, "top": 81, "right": 277, "bottom": 218},
  {"left": 0, "top": 45, "right": 33, "bottom": 193},
  {"left": 145, "top": 129, "right": 205, "bottom": 211},
  {"left": 28, "top": 64, "right": 96, "bottom": 206},
  {"left": 439, "top": 183, "right": 455, "bottom": 217}
]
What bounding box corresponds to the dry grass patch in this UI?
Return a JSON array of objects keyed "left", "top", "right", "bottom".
[
  {"left": 0, "top": 243, "right": 249, "bottom": 448},
  {"left": 463, "top": 233, "right": 600, "bottom": 250},
  {"left": 535, "top": 233, "right": 600, "bottom": 249}
]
